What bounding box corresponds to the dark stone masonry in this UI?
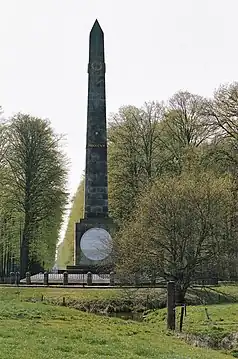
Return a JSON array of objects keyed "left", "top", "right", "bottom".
[
  {"left": 67, "top": 20, "right": 114, "bottom": 273},
  {"left": 85, "top": 20, "right": 108, "bottom": 219}
]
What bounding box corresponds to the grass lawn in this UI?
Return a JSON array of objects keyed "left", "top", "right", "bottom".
[
  {"left": 1, "top": 283, "right": 237, "bottom": 311},
  {"left": 146, "top": 302, "right": 238, "bottom": 356},
  {"left": 146, "top": 302, "right": 238, "bottom": 334},
  {"left": 187, "top": 284, "right": 238, "bottom": 305},
  {"left": 0, "top": 286, "right": 122, "bottom": 302},
  {"left": 0, "top": 286, "right": 170, "bottom": 314},
  {"left": 0, "top": 286, "right": 232, "bottom": 358}
]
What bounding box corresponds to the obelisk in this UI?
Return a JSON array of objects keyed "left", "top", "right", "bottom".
[
  {"left": 85, "top": 19, "right": 108, "bottom": 218},
  {"left": 68, "top": 20, "right": 113, "bottom": 272}
]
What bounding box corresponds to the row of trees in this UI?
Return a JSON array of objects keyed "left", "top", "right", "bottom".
[
  {"left": 58, "top": 82, "right": 237, "bottom": 301},
  {"left": 0, "top": 112, "right": 68, "bottom": 278}
]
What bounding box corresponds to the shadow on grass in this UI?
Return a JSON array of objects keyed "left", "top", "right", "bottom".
[{"left": 187, "top": 286, "right": 238, "bottom": 306}]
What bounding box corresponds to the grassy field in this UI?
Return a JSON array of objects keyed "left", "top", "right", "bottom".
[
  {"left": 0, "top": 286, "right": 122, "bottom": 302},
  {"left": 0, "top": 286, "right": 233, "bottom": 359},
  {"left": 146, "top": 302, "right": 238, "bottom": 334},
  {"left": 145, "top": 302, "right": 238, "bottom": 356},
  {"left": 0, "top": 283, "right": 237, "bottom": 313}
]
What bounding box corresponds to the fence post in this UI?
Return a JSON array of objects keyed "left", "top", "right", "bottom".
[
  {"left": 44, "top": 271, "right": 49, "bottom": 286},
  {"left": 87, "top": 272, "right": 92, "bottom": 286},
  {"left": 26, "top": 272, "right": 31, "bottom": 285},
  {"left": 110, "top": 271, "right": 115, "bottom": 286},
  {"left": 179, "top": 304, "right": 185, "bottom": 332},
  {"left": 15, "top": 272, "right": 20, "bottom": 286},
  {"left": 10, "top": 272, "right": 15, "bottom": 285},
  {"left": 63, "top": 271, "right": 68, "bottom": 285},
  {"left": 151, "top": 270, "right": 156, "bottom": 286},
  {"left": 134, "top": 272, "right": 140, "bottom": 286},
  {"left": 167, "top": 280, "right": 176, "bottom": 330}
]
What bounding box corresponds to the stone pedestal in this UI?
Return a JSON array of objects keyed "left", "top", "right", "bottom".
[{"left": 67, "top": 216, "right": 114, "bottom": 273}]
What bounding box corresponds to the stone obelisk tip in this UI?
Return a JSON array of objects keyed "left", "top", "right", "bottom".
[
  {"left": 90, "top": 19, "right": 103, "bottom": 34},
  {"left": 89, "top": 20, "right": 104, "bottom": 62}
]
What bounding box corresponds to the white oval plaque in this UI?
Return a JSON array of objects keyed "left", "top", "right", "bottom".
[{"left": 80, "top": 227, "right": 112, "bottom": 261}]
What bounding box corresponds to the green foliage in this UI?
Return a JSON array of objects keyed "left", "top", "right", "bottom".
[
  {"left": 0, "top": 113, "right": 68, "bottom": 276},
  {"left": 207, "top": 82, "right": 238, "bottom": 140},
  {"left": 108, "top": 102, "right": 165, "bottom": 222},
  {"left": 60, "top": 82, "right": 238, "bottom": 281},
  {"left": 115, "top": 170, "right": 233, "bottom": 300},
  {"left": 57, "top": 179, "right": 84, "bottom": 267}
]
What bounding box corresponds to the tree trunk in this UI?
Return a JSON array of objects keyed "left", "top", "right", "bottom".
[
  {"left": 29, "top": 258, "right": 44, "bottom": 276},
  {"left": 20, "top": 230, "right": 29, "bottom": 279},
  {"left": 175, "top": 283, "right": 187, "bottom": 304}
]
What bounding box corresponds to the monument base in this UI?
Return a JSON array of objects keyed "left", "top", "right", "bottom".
[
  {"left": 67, "top": 216, "right": 115, "bottom": 273},
  {"left": 66, "top": 264, "right": 113, "bottom": 274}
]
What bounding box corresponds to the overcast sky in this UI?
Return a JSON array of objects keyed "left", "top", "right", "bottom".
[{"left": 0, "top": 0, "right": 237, "bottom": 240}]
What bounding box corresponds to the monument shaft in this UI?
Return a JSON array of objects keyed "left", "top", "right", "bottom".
[
  {"left": 68, "top": 20, "right": 114, "bottom": 270},
  {"left": 85, "top": 20, "right": 108, "bottom": 218}
]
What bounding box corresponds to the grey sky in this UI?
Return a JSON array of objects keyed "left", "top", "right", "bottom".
[{"left": 0, "top": 0, "right": 237, "bottom": 240}]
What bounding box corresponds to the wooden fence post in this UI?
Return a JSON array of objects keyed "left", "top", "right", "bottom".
[
  {"left": 167, "top": 281, "right": 176, "bottom": 330},
  {"left": 15, "top": 272, "right": 20, "bottom": 286},
  {"left": 44, "top": 271, "right": 49, "bottom": 286},
  {"left": 110, "top": 271, "right": 115, "bottom": 286},
  {"left": 87, "top": 272, "right": 92, "bottom": 286},
  {"left": 134, "top": 272, "right": 140, "bottom": 286},
  {"left": 179, "top": 304, "right": 185, "bottom": 332},
  {"left": 63, "top": 271, "right": 68, "bottom": 285},
  {"left": 26, "top": 272, "right": 31, "bottom": 285},
  {"left": 10, "top": 272, "right": 15, "bottom": 285}
]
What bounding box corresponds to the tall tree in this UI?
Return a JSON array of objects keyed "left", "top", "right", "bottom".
[
  {"left": 6, "top": 114, "right": 68, "bottom": 277},
  {"left": 0, "top": 108, "right": 20, "bottom": 278},
  {"left": 207, "top": 82, "right": 238, "bottom": 140},
  {"left": 165, "top": 91, "right": 212, "bottom": 147},
  {"left": 116, "top": 170, "right": 233, "bottom": 302},
  {"left": 59, "top": 83, "right": 238, "bottom": 274},
  {"left": 108, "top": 102, "right": 163, "bottom": 222},
  {"left": 206, "top": 83, "right": 238, "bottom": 272},
  {"left": 158, "top": 91, "right": 212, "bottom": 175}
]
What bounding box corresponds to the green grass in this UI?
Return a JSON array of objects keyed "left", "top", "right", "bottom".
[
  {"left": 0, "top": 286, "right": 167, "bottom": 313},
  {"left": 187, "top": 284, "right": 238, "bottom": 305},
  {"left": 1, "top": 283, "right": 237, "bottom": 313},
  {"left": 146, "top": 302, "right": 238, "bottom": 334},
  {"left": 181, "top": 303, "right": 238, "bottom": 336},
  {"left": 145, "top": 302, "right": 238, "bottom": 356},
  {"left": 0, "top": 287, "right": 232, "bottom": 358},
  {"left": 0, "top": 286, "right": 122, "bottom": 301}
]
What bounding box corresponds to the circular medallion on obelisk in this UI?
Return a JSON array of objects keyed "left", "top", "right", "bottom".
[
  {"left": 91, "top": 61, "right": 103, "bottom": 71},
  {"left": 80, "top": 228, "right": 112, "bottom": 261}
]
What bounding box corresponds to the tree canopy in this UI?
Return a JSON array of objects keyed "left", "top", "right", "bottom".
[
  {"left": 0, "top": 113, "right": 68, "bottom": 278},
  {"left": 58, "top": 82, "right": 238, "bottom": 298}
]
